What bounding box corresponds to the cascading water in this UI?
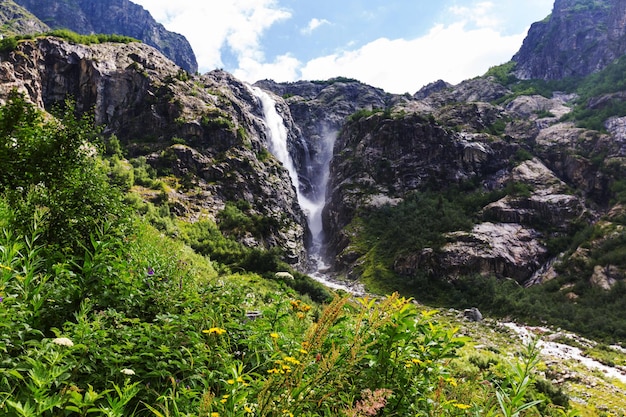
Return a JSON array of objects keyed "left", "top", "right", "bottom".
[
  {"left": 250, "top": 86, "right": 321, "bottom": 239},
  {"left": 251, "top": 86, "right": 363, "bottom": 294}
]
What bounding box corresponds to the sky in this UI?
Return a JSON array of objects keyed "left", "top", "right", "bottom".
[{"left": 131, "top": 0, "right": 554, "bottom": 94}]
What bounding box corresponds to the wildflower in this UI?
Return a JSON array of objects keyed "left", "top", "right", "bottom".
[
  {"left": 203, "top": 327, "right": 227, "bottom": 335},
  {"left": 211, "top": 413, "right": 219, "bottom": 417},
  {"left": 0, "top": 264, "right": 12, "bottom": 271},
  {"left": 52, "top": 337, "right": 74, "bottom": 347},
  {"left": 452, "top": 403, "right": 471, "bottom": 410},
  {"left": 270, "top": 332, "right": 279, "bottom": 339},
  {"left": 446, "top": 377, "right": 457, "bottom": 387},
  {"left": 236, "top": 376, "right": 244, "bottom": 383},
  {"left": 0, "top": 296, "right": 3, "bottom": 303},
  {"left": 298, "top": 348, "right": 308, "bottom": 355},
  {"left": 120, "top": 368, "right": 135, "bottom": 376},
  {"left": 244, "top": 406, "right": 253, "bottom": 413},
  {"left": 147, "top": 267, "right": 154, "bottom": 276},
  {"left": 283, "top": 356, "right": 301, "bottom": 365},
  {"left": 227, "top": 379, "right": 235, "bottom": 385}
]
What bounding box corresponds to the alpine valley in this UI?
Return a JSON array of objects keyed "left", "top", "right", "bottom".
[{"left": 1, "top": 0, "right": 626, "bottom": 415}]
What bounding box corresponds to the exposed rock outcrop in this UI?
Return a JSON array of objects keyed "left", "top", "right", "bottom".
[
  {"left": 13, "top": 0, "right": 198, "bottom": 72},
  {"left": 0, "top": 0, "right": 49, "bottom": 35},
  {"left": 513, "top": 0, "right": 626, "bottom": 80}
]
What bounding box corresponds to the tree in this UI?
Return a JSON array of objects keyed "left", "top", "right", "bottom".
[{"left": 0, "top": 91, "right": 126, "bottom": 255}]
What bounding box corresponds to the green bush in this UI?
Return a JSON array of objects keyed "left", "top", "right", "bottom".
[{"left": 0, "top": 91, "right": 127, "bottom": 255}]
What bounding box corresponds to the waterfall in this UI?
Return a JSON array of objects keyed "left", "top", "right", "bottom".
[
  {"left": 250, "top": 86, "right": 324, "bottom": 243},
  {"left": 251, "top": 86, "right": 365, "bottom": 295}
]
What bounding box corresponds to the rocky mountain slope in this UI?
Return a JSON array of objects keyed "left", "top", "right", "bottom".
[
  {"left": 0, "top": 0, "right": 48, "bottom": 35},
  {"left": 513, "top": 0, "right": 626, "bottom": 79},
  {"left": 0, "top": 36, "right": 308, "bottom": 265},
  {"left": 11, "top": 0, "right": 198, "bottom": 73}
]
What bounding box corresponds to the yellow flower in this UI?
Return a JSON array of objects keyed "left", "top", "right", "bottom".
[
  {"left": 211, "top": 413, "right": 219, "bottom": 417},
  {"left": 236, "top": 376, "right": 244, "bottom": 383},
  {"left": 227, "top": 379, "right": 235, "bottom": 385},
  {"left": 446, "top": 377, "right": 457, "bottom": 387},
  {"left": 244, "top": 406, "right": 253, "bottom": 413},
  {"left": 452, "top": 403, "right": 471, "bottom": 410},
  {"left": 270, "top": 332, "right": 279, "bottom": 339},
  {"left": 299, "top": 348, "right": 308, "bottom": 354},
  {"left": 0, "top": 264, "right": 12, "bottom": 271},
  {"left": 283, "top": 356, "right": 301, "bottom": 365},
  {"left": 203, "top": 327, "right": 227, "bottom": 335}
]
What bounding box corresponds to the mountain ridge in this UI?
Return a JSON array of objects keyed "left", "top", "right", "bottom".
[{"left": 9, "top": 0, "right": 198, "bottom": 73}]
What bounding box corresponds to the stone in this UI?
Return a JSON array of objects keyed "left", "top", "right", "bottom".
[
  {"left": 463, "top": 307, "right": 483, "bottom": 322},
  {"left": 275, "top": 272, "right": 295, "bottom": 281}
]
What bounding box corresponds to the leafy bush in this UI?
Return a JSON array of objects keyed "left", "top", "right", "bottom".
[{"left": 0, "top": 91, "right": 127, "bottom": 255}]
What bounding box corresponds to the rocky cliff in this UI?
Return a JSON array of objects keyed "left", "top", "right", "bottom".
[
  {"left": 12, "top": 0, "right": 198, "bottom": 73},
  {"left": 513, "top": 0, "right": 626, "bottom": 80},
  {"left": 0, "top": 36, "right": 307, "bottom": 265}
]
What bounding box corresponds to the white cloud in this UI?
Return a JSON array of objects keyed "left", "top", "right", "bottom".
[
  {"left": 449, "top": 2, "right": 501, "bottom": 30},
  {"left": 298, "top": 22, "right": 525, "bottom": 94},
  {"left": 234, "top": 53, "right": 301, "bottom": 83},
  {"left": 131, "top": 0, "right": 550, "bottom": 94},
  {"left": 131, "top": 0, "right": 290, "bottom": 72},
  {"left": 301, "top": 18, "right": 331, "bottom": 35}
]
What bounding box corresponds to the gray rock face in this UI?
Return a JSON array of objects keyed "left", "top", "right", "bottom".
[
  {"left": 0, "top": 0, "right": 49, "bottom": 35},
  {"left": 13, "top": 0, "right": 198, "bottom": 73},
  {"left": 513, "top": 0, "right": 626, "bottom": 80},
  {"left": 323, "top": 110, "right": 516, "bottom": 275},
  {"left": 0, "top": 37, "right": 307, "bottom": 265}
]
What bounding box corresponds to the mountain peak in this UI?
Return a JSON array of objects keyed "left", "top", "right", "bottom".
[
  {"left": 513, "top": 0, "right": 626, "bottom": 80},
  {"left": 11, "top": 0, "right": 198, "bottom": 73}
]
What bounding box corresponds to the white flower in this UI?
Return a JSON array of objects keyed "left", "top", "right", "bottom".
[
  {"left": 120, "top": 368, "right": 136, "bottom": 376},
  {"left": 52, "top": 337, "right": 74, "bottom": 347}
]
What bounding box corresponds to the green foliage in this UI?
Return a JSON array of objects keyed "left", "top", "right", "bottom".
[
  {"left": 484, "top": 61, "right": 518, "bottom": 86},
  {"left": 130, "top": 157, "right": 160, "bottom": 189},
  {"left": 217, "top": 201, "right": 279, "bottom": 240},
  {"left": 310, "top": 76, "right": 360, "bottom": 86},
  {"left": 0, "top": 31, "right": 138, "bottom": 53},
  {"left": 354, "top": 187, "right": 504, "bottom": 264},
  {"left": 45, "top": 29, "right": 139, "bottom": 45},
  {"left": 0, "top": 36, "right": 18, "bottom": 52},
  {"left": 0, "top": 91, "right": 126, "bottom": 255},
  {"left": 347, "top": 108, "right": 382, "bottom": 122}
]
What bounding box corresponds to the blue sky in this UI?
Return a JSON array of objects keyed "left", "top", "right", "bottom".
[{"left": 131, "top": 0, "right": 554, "bottom": 94}]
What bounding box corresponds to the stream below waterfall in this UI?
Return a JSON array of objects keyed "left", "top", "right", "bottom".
[{"left": 502, "top": 322, "right": 626, "bottom": 384}]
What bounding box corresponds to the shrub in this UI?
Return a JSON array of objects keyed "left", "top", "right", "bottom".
[{"left": 0, "top": 91, "right": 127, "bottom": 256}]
